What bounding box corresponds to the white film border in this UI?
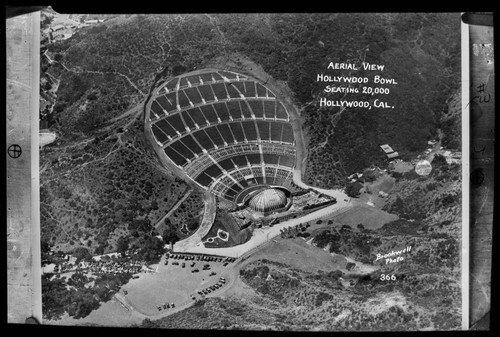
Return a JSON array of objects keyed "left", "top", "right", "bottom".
[{"left": 6, "top": 10, "right": 42, "bottom": 324}]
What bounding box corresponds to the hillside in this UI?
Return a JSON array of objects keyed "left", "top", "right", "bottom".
[
  {"left": 138, "top": 155, "right": 462, "bottom": 331},
  {"left": 39, "top": 12, "right": 462, "bottom": 326},
  {"left": 40, "top": 113, "right": 204, "bottom": 256},
  {"left": 42, "top": 13, "right": 461, "bottom": 183}
]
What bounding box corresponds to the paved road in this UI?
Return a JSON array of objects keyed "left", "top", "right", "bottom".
[
  {"left": 175, "top": 201, "right": 353, "bottom": 258},
  {"left": 173, "top": 167, "right": 351, "bottom": 257}
]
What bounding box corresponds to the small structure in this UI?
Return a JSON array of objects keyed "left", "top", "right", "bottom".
[
  {"left": 380, "top": 144, "right": 399, "bottom": 159},
  {"left": 379, "top": 144, "right": 394, "bottom": 154},
  {"left": 387, "top": 152, "right": 399, "bottom": 159}
]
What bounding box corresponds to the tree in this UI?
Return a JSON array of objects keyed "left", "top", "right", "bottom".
[
  {"left": 41, "top": 274, "right": 69, "bottom": 320},
  {"left": 72, "top": 247, "right": 91, "bottom": 263},
  {"left": 345, "top": 181, "right": 362, "bottom": 198},
  {"left": 116, "top": 236, "right": 130, "bottom": 255},
  {"left": 162, "top": 226, "right": 180, "bottom": 245},
  {"left": 41, "top": 240, "right": 52, "bottom": 262},
  {"left": 187, "top": 218, "right": 198, "bottom": 231},
  {"left": 136, "top": 235, "right": 165, "bottom": 263}
]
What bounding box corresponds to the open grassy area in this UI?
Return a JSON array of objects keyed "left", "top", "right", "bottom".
[
  {"left": 327, "top": 205, "right": 398, "bottom": 230},
  {"left": 247, "top": 237, "right": 347, "bottom": 274}
]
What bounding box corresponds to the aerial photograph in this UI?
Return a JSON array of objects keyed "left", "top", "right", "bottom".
[{"left": 39, "top": 10, "right": 463, "bottom": 330}]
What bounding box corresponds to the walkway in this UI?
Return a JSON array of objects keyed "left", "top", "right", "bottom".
[{"left": 154, "top": 189, "right": 193, "bottom": 230}]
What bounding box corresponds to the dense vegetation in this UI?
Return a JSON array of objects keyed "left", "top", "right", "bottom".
[
  {"left": 383, "top": 154, "right": 461, "bottom": 220},
  {"left": 39, "top": 116, "right": 200, "bottom": 256},
  {"left": 42, "top": 250, "right": 167, "bottom": 321},
  {"left": 43, "top": 265, "right": 130, "bottom": 320},
  {"left": 159, "top": 191, "right": 204, "bottom": 241},
  {"left": 216, "top": 13, "right": 461, "bottom": 188},
  {"left": 44, "top": 13, "right": 461, "bottom": 186},
  {"left": 44, "top": 14, "right": 224, "bottom": 134}
]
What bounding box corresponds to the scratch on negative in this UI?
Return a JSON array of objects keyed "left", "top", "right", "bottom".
[{"left": 7, "top": 78, "right": 31, "bottom": 91}]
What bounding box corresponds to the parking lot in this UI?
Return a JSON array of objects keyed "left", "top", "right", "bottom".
[{"left": 120, "top": 253, "right": 235, "bottom": 316}]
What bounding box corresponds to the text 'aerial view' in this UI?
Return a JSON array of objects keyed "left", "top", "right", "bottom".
[{"left": 39, "top": 10, "right": 463, "bottom": 330}]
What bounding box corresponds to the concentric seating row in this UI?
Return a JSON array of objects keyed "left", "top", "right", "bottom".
[
  {"left": 175, "top": 70, "right": 248, "bottom": 91},
  {"left": 192, "top": 149, "right": 295, "bottom": 186},
  {"left": 152, "top": 119, "right": 293, "bottom": 151},
  {"left": 151, "top": 99, "right": 289, "bottom": 142},
  {"left": 154, "top": 119, "right": 295, "bottom": 168},
  {"left": 202, "top": 163, "right": 295, "bottom": 202},
  {"left": 151, "top": 81, "right": 281, "bottom": 123},
  {"left": 148, "top": 70, "right": 296, "bottom": 204},
  {"left": 183, "top": 143, "right": 296, "bottom": 178}
]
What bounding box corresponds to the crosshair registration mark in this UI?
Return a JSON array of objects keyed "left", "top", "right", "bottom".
[{"left": 8, "top": 144, "right": 22, "bottom": 158}]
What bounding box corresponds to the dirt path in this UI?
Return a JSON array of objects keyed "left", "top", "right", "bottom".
[
  {"left": 154, "top": 189, "right": 193, "bottom": 230},
  {"left": 59, "top": 60, "right": 146, "bottom": 96}
]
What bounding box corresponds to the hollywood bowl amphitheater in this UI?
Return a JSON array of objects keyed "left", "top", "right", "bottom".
[{"left": 144, "top": 68, "right": 342, "bottom": 253}]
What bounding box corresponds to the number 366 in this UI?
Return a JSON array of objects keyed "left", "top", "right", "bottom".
[{"left": 380, "top": 274, "right": 396, "bottom": 281}]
